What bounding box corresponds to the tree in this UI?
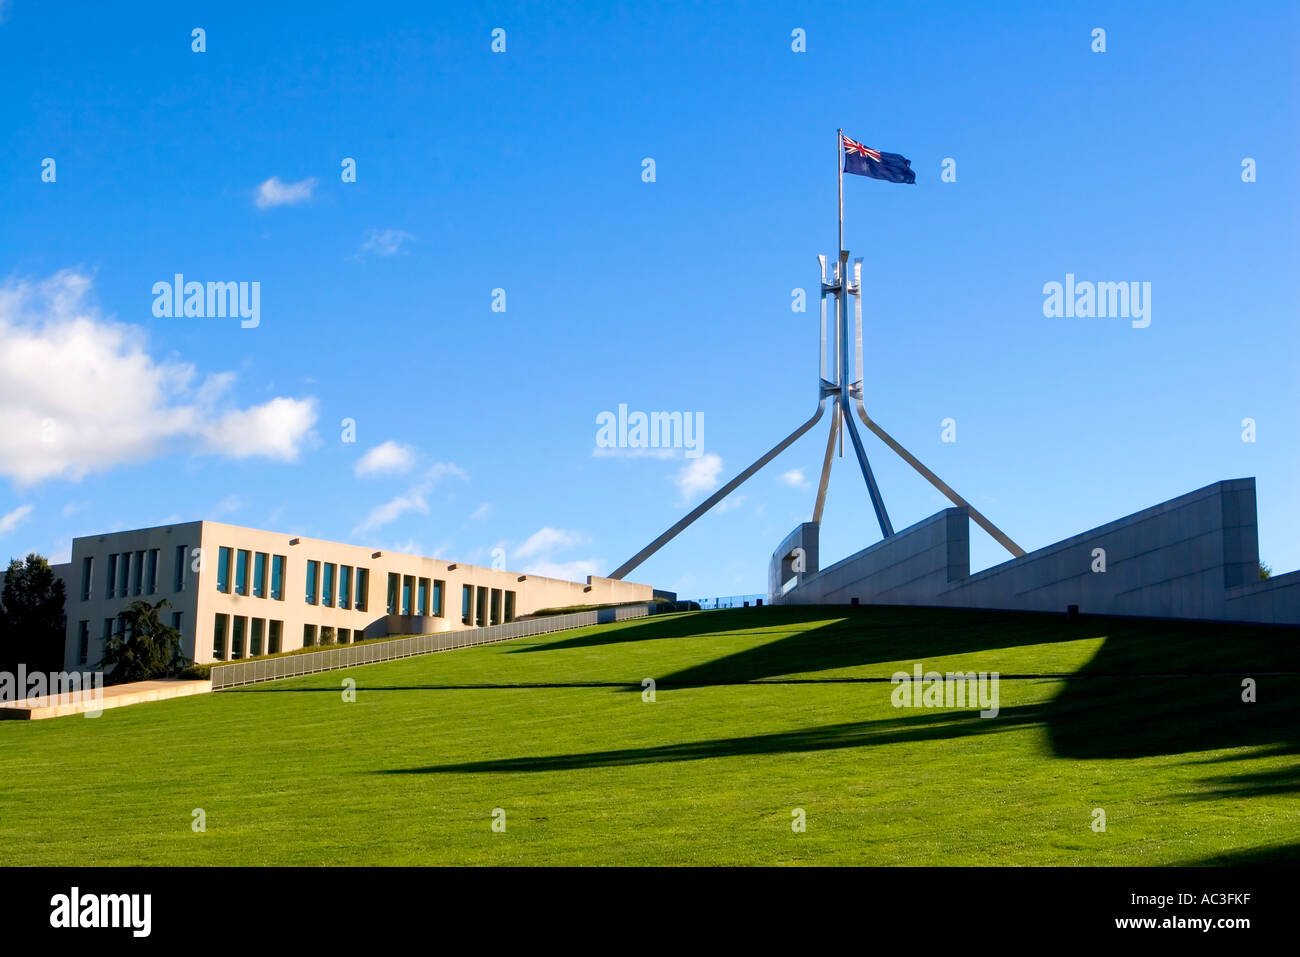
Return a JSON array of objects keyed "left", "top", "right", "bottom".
[
  {"left": 99, "top": 598, "right": 189, "bottom": 683},
  {"left": 1, "top": 553, "right": 67, "bottom": 673}
]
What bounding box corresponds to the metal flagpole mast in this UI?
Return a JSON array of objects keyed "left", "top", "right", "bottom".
[
  {"left": 837, "top": 127, "right": 844, "bottom": 254},
  {"left": 836, "top": 128, "right": 845, "bottom": 456}
]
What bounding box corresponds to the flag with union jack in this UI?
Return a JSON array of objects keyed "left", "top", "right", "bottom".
[{"left": 841, "top": 134, "right": 915, "bottom": 184}]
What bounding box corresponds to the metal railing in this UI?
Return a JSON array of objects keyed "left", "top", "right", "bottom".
[
  {"left": 210, "top": 602, "right": 660, "bottom": 690},
  {"left": 685, "top": 593, "right": 767, "bottom": 610}
]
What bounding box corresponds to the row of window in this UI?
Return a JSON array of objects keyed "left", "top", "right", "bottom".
[
  {"left": 212, "top": 614, "right": 284, "bottom": 661},
  {"left": 302, "top": 624, "right": 363, "bottom": 647},
  {"left": 215, "top": 547, "right": 287, "bottom": 600},
  {"left": 85, "top": 545, "right": 192, "bottom": 601},
  {"left": 460, "top": 585, "right": 516, "bottom": 627},
  {"left": 385, "top": 573, "right": 446, "bottom": 616},
  {"left": 76, "top": 611, "right": 184, "bottom": 666},
  {"left": 303, "top": 560, "right": 369, "bottom": 610}
]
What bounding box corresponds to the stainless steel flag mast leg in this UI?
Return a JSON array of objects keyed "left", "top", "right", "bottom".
[
  {"left": 607, "top": 400, "right": 829, "bottom": 581},
  {"left": 811, "top": 411, "right": 838, "bottom": 524}
]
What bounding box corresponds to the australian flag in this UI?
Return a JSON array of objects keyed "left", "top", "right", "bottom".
[{"left": 842, "top": 134, "right": 915, "bottom": 184}]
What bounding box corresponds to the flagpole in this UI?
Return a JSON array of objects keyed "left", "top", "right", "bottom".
[
  {"left": 836, "top": 127, "right": 845, "bottom": 457},
  {"left": 836, "top": 127, "right": 844, "bottom": 254}
]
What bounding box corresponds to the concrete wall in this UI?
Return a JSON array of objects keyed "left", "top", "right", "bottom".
[
  {"left": 768, "top": 522, "right": 820, "bottom": 600},
  {"left": 62, "top": 520, "right": 653, "bottom": 668},
  {"left": 779, "top": 478, "right": 1299, "bottom": 626},
  {"left": 62, "top": 522, "right": 204, "bottom": 672}
]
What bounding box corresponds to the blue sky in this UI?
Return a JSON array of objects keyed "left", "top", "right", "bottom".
[{"left": 0, "top": 1, "right": 1296, "bottom": 598}]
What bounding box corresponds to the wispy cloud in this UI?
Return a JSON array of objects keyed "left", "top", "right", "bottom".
[
  {"left": 524, "top": 559, "right": 603, "bottom": 581},
  {"left": 673, "top": 452, "right": 723, "bottom": 504},
  {"left": 354, "top": 440, "right": 415, "bottom": 477},
  {"left": 777, "top": 468, "right": 808, "bottom": 489},
  {"left": 0, "top": 504, "right": 33, "bottom": 536},
  {"left": 515, "top": 527, "right": 591, "bottom": 560},
  {"left": 511, "top": 525, "right": 602, "bottom": 581},
  {"left": 353, "top": 462, "right": 468, "bottom": 535},
  {"left": 255, "top": 176, "right": 317, "bottom": 209},
  {"left": 359, "top": 228, "right": 415, "bottom": 257}
]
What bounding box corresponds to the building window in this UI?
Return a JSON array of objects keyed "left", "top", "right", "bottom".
[
  {"left": 253, "top": 552, "right": 268, "bottom": 598},
  {"left": 321, "top": 626, "right": 336, "bottom": 645},
  {"left": 387, "top": 573, "right": 400, "bottom": 615},
  {"left": 216, "top": 546, "right": 232, "bottom": 593},
  {"left": 213, "top": 613, "right": 229, "bottom": 660},
  {"left": 250, "top": 618, "right": 265, "bottom": 657},
  {"left": 80, "top": 556, "right": 94, "bottom": 602},
  {"left": 462, "top": 585, "right": 473, "bottom": 625},
  {"left": 432, "top": 579, "right": 445, "bottom": 617},
  {"left": 174, "top": 545, "right": 187, "bottom": 591},
  {"left": 234, "top": 549, "right": 250, "bottom": 596},
  {"left": 118, "top": 554, "right": 130, "bottom": 598},
  {"left": 322, "top": 563, "right": 335, "bottom": 608},
  {"left": 475, "top": 587, "right": 487, "bottom": 627},
  {"left": 338, "top": 566, "right": 351, "bottom": 610},
  {"left": 305, "top": 560, "right": 320, "bottom": 605},
  {"left": 105, "top": 554, "right": 118, "bottom": 598},
  {"left": 338, "top": 627, "right": 350, "bottom": 644},
  {"left": 146, "top": 549, "right": 159, "bottom": 594},
  {"left": 271, "top": 555, "right": 285, "bottom": 601},
  {"left": 171, "top": 612, "right": 183, "bottom": 636},
  {"left": 132, "top": 550, "right": 145, "bottom": 596},
  {"left": 268, "top": 620, "right": 282, "bottom": 654},
  {"left": 417, "top": 578, "right": 429, "bottom": 616},
  {"left": 355, "top": 567, "right": 368, "bottom": 612},
  {"left": 504, "top": 590, "right": 516, "bottom": 623},
  {"left": 231, "top": 616, "right": 246, "bottom": 659},
  {"left": 303, "top": 624, "right": 316, "bottom": 647},
  {"left": 401, "top": 575, "right": 413, "bottom": 616},
  {"left": 102, "top": 618, "right": 114, "bottom": 655},
  {"left": 490, "top": 588, "right": 502, "bottom": 626},
  {"left": 77, "top": 621, "right": 90, "bottom": 665}
]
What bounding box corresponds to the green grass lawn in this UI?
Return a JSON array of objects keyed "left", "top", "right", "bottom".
[{"left": 2, "top": 605, "right": 1297, "bottom": 865}]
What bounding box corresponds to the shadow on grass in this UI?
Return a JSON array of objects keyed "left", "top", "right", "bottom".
[
  {"left": 379, "top": 705, "right": 1043, "bottom": 775},
  {"left": 1188, "top": 842, "right": 1300, "bottom": 866},
  {"left": 595, "top": 605, "right": 1112, "bottom": 687},
  {"left": 374, "top": 607, "right": 1300, "bottom": 798}
]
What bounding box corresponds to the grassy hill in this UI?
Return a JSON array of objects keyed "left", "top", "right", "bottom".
[{"left": 1, "top": 605, "right": 1297, "bottom": 865}]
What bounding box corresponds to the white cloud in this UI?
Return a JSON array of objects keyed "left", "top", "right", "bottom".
[
  {"left": 354, "top": 489, "right": 429, "bottom": 535},
  {"left": 0, "top": 272, "right": 319, "bottom": 484},
  {"left": 511, "top": 525, "right": 602, "bottom": 581},
  {"left": 199, "top": 397, "right": 317, "bottom": 461},
  {"left": 777, "top": 468, "right": 809, "bottom": 489},
  {"left": 673, "top": 452, "right": 723, "bottom": 503},
  {"left": 354, "top": 440, "right": 415, "bottom": 477},
  {"left": 389, "top": 539, "right": 424, "bottom": 557},
  {"left": 352, "top": 461, "right": 468, "bottom": 535},
  {"left": 0, "top": 504, "right": 33, "bottom": 536},
  {"left": 359, "top": 228, "right": 415, "bottom": 257},
  {"left": 211, "top": 495, "right": 243, "bottom": 517},
  {"left": 426, "top": 462, "right": 469, "bottom": 483},
  {"left": 524, "top": 559, "right": 602, "bottom": 581},
  {"left": 515, "top": 526, "right": 591, "bottom": 560},
  {"left": 255, "top": 176, "right": 317, "bottom": 209},
  {"left": 468, "top": 502, "right": 492, "bottom": 521}
]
